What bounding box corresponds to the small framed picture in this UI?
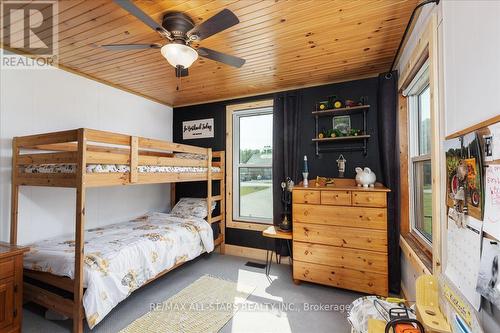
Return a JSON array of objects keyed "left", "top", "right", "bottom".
[{"left": 333, "top": 115, "right": 351, "bottom": 134}]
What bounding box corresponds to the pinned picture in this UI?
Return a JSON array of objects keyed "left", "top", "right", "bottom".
[
  {"left": 332, "top": 115, "right": 351, "bottom": 135},
  {"left": 445, "top": 132, "right": 484, "bottom": 223},
  {"left": 476, "top": 240, "right": 500, "bottom": 308}
]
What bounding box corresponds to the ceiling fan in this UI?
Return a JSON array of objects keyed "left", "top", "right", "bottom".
[{"left": 102, "top": 0, "right": 245, "bottom": 77}]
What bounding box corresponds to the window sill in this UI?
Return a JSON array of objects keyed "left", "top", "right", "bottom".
[
  {"left": 226, "top": 220, "right": 271, "bottom": 231},
  {"left": 400, "top": 233, "right": 432, "bottom": 275}
]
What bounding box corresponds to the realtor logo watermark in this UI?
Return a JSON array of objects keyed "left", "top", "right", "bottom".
[{"left": 1, "top": 0, "right": 58, "bottom": 69}]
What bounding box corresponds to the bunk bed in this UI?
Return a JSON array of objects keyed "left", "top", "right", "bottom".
[{"left": 10, "top": 128, "right": 225, "bottom": 332}]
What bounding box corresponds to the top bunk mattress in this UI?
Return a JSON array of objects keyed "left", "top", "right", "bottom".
[{"left": 22, "top": 164, "right": 221, "bottom": 174}]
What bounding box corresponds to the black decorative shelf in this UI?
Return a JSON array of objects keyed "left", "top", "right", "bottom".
[
  {"left": 312, "top": 135, "right": 371, "bottom": 142},
  {"left": 312, "top": 104, "right": 370, "bottom": 116},
  {"left": 313, "top": 105, "right": 370, "bottom": 156}
]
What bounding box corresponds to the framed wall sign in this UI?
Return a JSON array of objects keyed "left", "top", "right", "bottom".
[{"left": 182, "top": 118, "right": 214, "bottom": 140}]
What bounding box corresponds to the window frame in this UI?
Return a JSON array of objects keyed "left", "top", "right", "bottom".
[
  {"left": 231, "top": 107, "right": 273, "bottom": 224},
  {"left": 225, "top": 100, "right": 274, "bottom": 232},
  {"left": 406, "top": 61, "right": 433, "bottom": 250}
]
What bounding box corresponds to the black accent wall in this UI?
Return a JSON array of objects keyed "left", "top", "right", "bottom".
[{"left": 173, "top": 76, "right": 381, "bottom": 250}]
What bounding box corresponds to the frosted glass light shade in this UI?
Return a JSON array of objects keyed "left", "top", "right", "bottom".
[{"left": 160, "top": 44, "right": 198, "bottom": 68}]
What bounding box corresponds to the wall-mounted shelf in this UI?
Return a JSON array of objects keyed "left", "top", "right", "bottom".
[
  {"left": 313, "top": 104, "right": 370, "bottom": 156},
  {"left": 312, "top": 104, "right": 370, "bottom": 116},
  {"left": 312, "top": 135, "right": 370, "bottom": 142}
]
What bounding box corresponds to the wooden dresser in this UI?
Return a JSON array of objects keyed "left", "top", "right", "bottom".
[
  {"left": 292, "top": 179, "right": 390, "bottom": 296},
  {"left": 0, "top": 242, "right": 28, "bottom": 333}
]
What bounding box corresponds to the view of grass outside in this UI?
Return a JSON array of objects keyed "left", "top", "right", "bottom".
[
  {"left": 240, "top": 186, "right": 268, "bottom": 196},
  {"left": 414, "top": 160, "right": 432, "bottom": 242}
]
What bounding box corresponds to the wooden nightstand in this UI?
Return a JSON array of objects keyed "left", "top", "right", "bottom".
[
  {"left": 0, "top": 242, "right": 28, "bottom": 333},
  {"left": 262, "top": 226, "right": 292, "bottom": 276}
]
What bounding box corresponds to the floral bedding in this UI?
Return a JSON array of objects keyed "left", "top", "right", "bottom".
[
  {"left": 24, "top": 212, "right": 214, "bottom": 329},
  {"left": 22, "top": 164, "right": 221, "bottom": 174},
  {"left": 171, "top": 197, "right": 217, "bottom": 219}
]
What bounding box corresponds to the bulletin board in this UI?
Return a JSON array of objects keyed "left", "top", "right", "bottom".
[{"left": 442, "top": 115, "right": 500, "bottom": 332}]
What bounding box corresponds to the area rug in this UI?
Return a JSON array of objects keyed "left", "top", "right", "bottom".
[{"left": 120, "top": 275, "right": 255, "bottom": 333}]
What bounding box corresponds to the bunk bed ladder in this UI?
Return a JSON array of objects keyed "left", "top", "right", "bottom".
[{"left": 207, "top": 148, "right": 213, "bottom": 226}]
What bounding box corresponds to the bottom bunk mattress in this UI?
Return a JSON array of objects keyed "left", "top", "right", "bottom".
[{"left": 24, "top": 212, "right": 214, "bottom": 329}]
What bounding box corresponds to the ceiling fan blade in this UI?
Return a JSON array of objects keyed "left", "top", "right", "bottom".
[
  {"left": 113, "top": 0, "right": 171, "bottom": 39},
  {"left": 188, "top": 9, "right": 239, "bottom": 41},
  {"left": 197, "top": 47, "right": 245, "bottom": 68},
  {"left": 101, "top": 43, "right": 162, "bottom": 51}
]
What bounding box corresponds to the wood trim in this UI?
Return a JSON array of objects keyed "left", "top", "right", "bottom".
[
  {"left": 225, "top": 105, "right": 234, "bottom": 229},
  {"left": 14, "top": 129, "right": 78, "bottom": 147},
  {"left": 226, "top": 99, "right": 274, "bottom": 112},
  {"left": 225, "top": 99, "right": 274, "bottom": 230},
  {"left": 445, "top": 115, "right": 500, "bottom": 140},
  {"left": 398, "top": 13, "right": 441, "bottom": 272},
  {"left": 138, "top": 137, "right": 208, "bottom": 155},
  {"left": 400, "top": 235, "right": 432, "bottom": 275},
  {"left": 399, "top": 94, "right": 410, "bottom": 235},
  {"left": 176, "top": 74, "right": 377, "bottom": 108},
  {"left": 427, "top": 14, "right": 442, "bottom": 273},
  {"left": 226, "top": 220, "right": 271, "bottom": 232},
  {"left": 85, "top": 128, "right": 130, "bottom": 145},
  {"left": 17, "top": 152, "right": 77, "bottom": 165},
  {"left": 130, "top": 136, "right": 138, "bottom": 183}
]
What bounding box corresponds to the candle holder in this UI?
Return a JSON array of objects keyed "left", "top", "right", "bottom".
[{"left": 279, "top": 178, "right": 294, "bottom": 232}]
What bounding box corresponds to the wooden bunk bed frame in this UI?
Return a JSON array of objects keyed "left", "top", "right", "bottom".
[{"left": 9, "top": 128, "right": 225, "bottom": 333}]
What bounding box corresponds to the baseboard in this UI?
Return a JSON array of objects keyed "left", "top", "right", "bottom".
[{"left": 224, "top": 244, "right": 290, "bottom": 265}]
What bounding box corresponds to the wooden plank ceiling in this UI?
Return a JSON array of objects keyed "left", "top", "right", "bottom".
[{"left": 5, "top": 0, "right": 419, "bottom": 106}]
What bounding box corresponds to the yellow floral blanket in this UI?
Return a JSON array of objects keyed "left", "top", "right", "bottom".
[{"left": 24, "top": 212, "right": 214, "bottom": 329}]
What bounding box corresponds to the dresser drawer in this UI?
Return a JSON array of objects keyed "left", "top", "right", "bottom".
[
  {"left": 293, "top": 223, "right": 387, "bottom": 252},
  {"left": 320, "top": 190, "right": 351, "bottom": 206},
  {"left": 293, "top": 190, "right": 320, "bottom": 204},
  {"left": 293, "top": 204, "right": 387, "bottom": 230},
  {"left": 293, "top": 241, "right": 387, "bottom": 274},
  {"left": 293, "top": 260, "right": 388, "bottom": 296},
  {"left": 0, "top": 258, "right": 15, "bottom": 280},
  {"left": 352, "top": 191, "right": 387, "bottom": 207}
]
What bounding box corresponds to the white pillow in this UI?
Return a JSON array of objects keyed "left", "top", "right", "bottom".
[{"left": 170, "top": 197, "right": 216, "bottom": 218}]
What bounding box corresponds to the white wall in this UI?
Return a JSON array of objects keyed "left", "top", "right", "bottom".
[
  {"left": 442, "top": 0, "right": 500, "bottom": 136},
  {"left": 397, "top": 1, "right": 500, "bottom": 332},
  {"left": 0, "top": 60, "right": 173, "bottom": 244}
]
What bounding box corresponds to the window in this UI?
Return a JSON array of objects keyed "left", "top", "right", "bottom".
[
  {"left": 406, "top": 62, "right": 432, "bottom": 245},
  {"left": 232, "top": 107, "right": 273, "bottom": 223}
]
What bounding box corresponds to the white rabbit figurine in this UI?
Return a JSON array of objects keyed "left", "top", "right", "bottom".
[{"left": 355, "top": 167, "right": 376, "bottom": 188}]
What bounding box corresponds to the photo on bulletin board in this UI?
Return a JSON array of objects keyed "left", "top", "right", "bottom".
[
  {"left": 476, "top": 240, "right": 500, "bottom": 308},
  {"left": 445, "top": 132, "right": 484, "bottom": 222}
]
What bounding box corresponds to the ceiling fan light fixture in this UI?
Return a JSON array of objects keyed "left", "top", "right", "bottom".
[{"left": 161, "top": 43, "right": 198, "bottom": 68}]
